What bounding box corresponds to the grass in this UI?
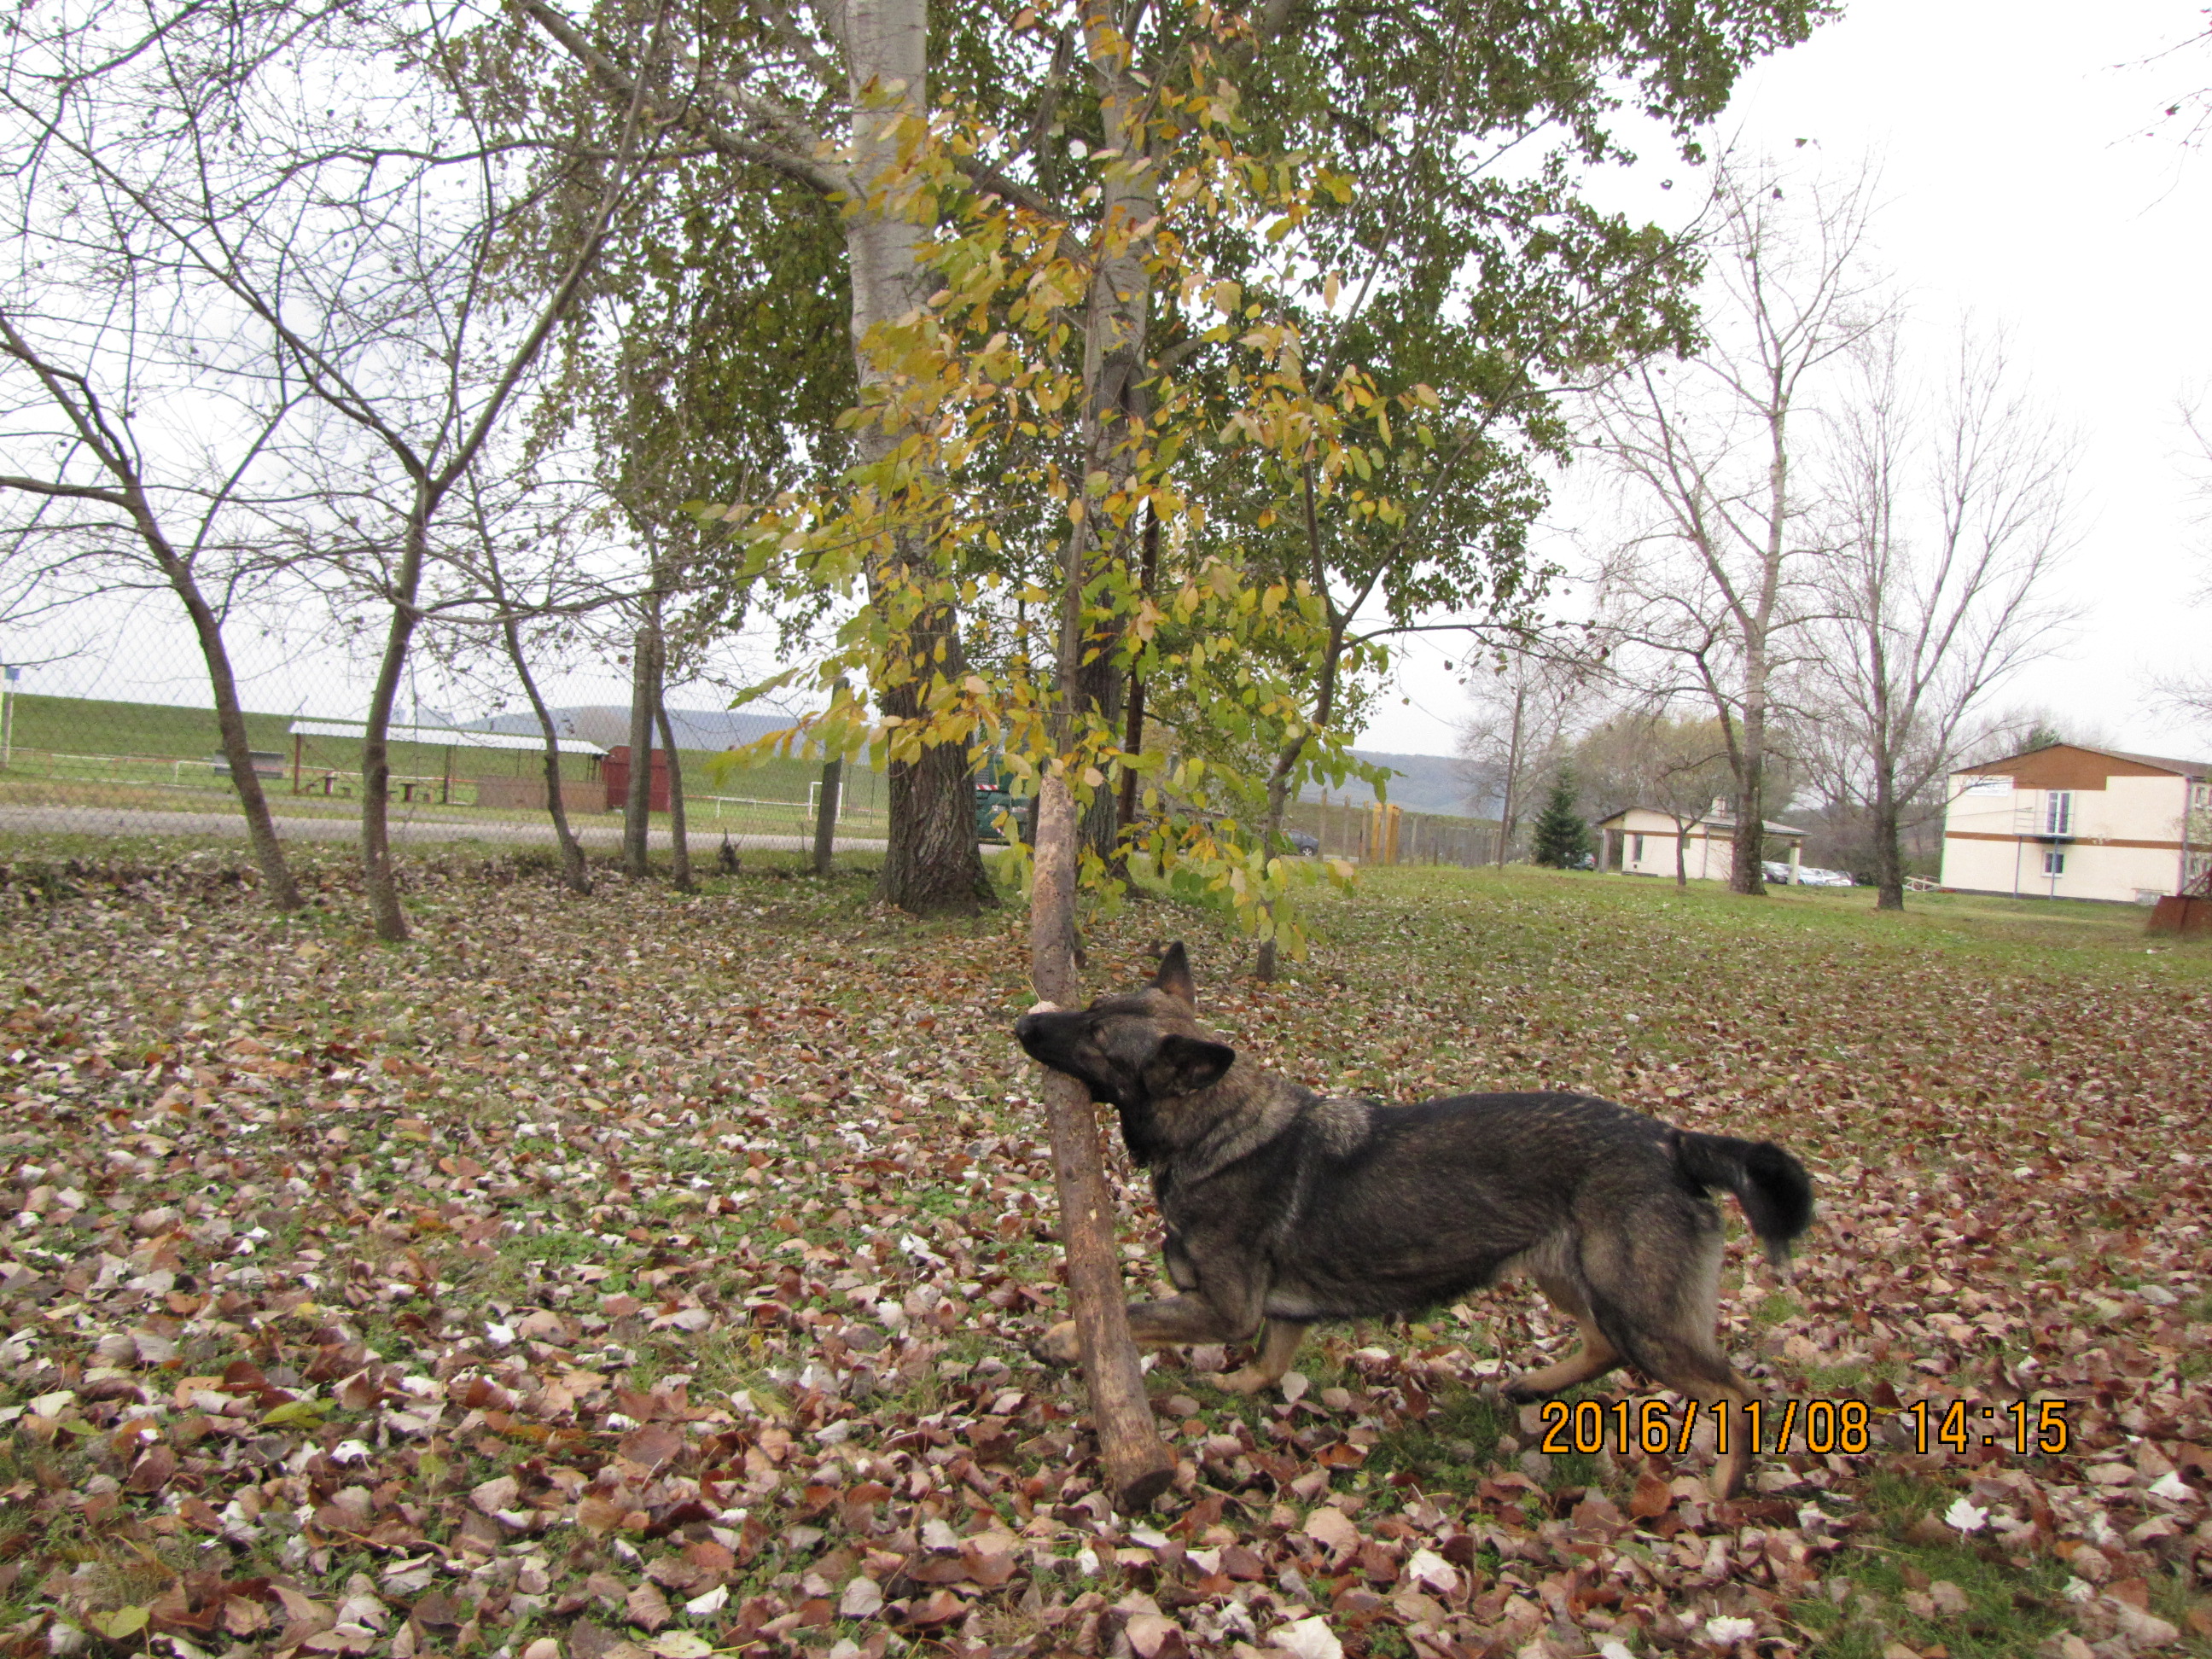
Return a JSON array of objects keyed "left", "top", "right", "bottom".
[
  {"left": 1790, "top": 1471, "right": 2077, "bottom": 1659},
  {"left": 0, "top": 690, "right": 892, "bottom": 823},
  {"left": 1, "top": 840, "right": 2207, "bottom": 1657}
]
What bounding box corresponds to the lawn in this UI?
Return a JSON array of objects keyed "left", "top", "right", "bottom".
[
  {"left": 0, "top": 692, "right": 882, "bottom": 828},
  {"left": 0, "top": 842, "right": 2205, "bottom": 1659}
]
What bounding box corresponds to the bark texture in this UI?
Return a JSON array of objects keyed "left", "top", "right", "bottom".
[
  {"left": 812, "top": 758, "right": 842, "bottom": 876},
  {"left": 360, "top": 507, "right": 428, "bottom": 941},
  {"left": 655, "top": 688, "right": 692, "bottom": 891},
  {"left": 624, "top": 620, "right": 656, "bottom": 878},
  {"left": 503, "top": 614, "right": 591, "bottom": 894},
  {"left": 839, "top": 0, "right": 993, "bottom": 914},
  {"left": 172, "top": 556, "right": 302, "bottom": 911},
  {"left": 1027, "top": 775, "right": 1175, "bottom": 1511}
]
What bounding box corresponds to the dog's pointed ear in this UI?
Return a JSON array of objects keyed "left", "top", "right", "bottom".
[
  {"left": 1152, "top": 940, "right": 1196, "bottom": 1006},
  {"left": 1142, "top": 1032, "right": 1234, "bottom": 1098}
]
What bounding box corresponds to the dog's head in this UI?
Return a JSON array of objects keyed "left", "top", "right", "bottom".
[{"left": 1012, "top": 942, "right": 1236, "bottom": 1117}]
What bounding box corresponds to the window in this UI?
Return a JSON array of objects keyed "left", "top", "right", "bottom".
[
  {"left": 2044, "top": 791, "right": 2073, "bottom": 836},
  {"left": 2043, "top": 848, "right": 2065, "bottom": 876},
  {"left": 1632, "top": 834, "right": 1644, "bottom": 861}
]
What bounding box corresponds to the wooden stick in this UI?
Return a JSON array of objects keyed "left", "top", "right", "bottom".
[{"left": 1028, "top": 772, "right": 1176, "bottom": 1511}]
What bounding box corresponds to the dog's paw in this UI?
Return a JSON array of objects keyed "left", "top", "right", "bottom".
[
  {"left": 1214, "top": 1367, "right": 1273, "bottom": 1396},
  {"left": 1034, "top": 1320, "right": 1080, "bottom": 1365}
]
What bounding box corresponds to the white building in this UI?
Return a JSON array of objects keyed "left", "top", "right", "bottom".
[
  {"left": 1594, "top": 803, "right": 1807, "bottom": 882},
  {"left": 1940, "top": 743, "right": 2212, "bottom": 904}
]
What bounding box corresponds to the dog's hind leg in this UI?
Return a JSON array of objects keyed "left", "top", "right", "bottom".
[
  {"left": 1579, "top": 1224, "right": 1762, "bottom": 1499},
  {"left": 1666, "top": 1371, "right": 1760, "bottom": 1500},
  {"left": 1504, "top": 1273, "right": 1623, "bottom": 1400},
  {"left": 1218, "top": 1319, "right": 1311, "bottom": 1395}
]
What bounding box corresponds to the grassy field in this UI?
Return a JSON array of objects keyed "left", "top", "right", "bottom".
[
  {"left": 0, "top": 847, "right": 2204, "bottom": 1659},
  {"left": 0, "top": 691, "right": 888, "bottom": 825}
]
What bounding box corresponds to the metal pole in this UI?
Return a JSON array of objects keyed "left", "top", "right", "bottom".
[{"left": 0, "top": 667, "right": 14, "bottom": 769}]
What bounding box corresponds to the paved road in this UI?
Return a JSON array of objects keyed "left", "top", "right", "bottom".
[{"left": 0, "top": 804, "right": 890, "bottom": 854}]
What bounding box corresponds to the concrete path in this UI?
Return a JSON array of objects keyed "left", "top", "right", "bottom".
[{"left": 0, "top": 804, "right": 889, "bottom": 854}]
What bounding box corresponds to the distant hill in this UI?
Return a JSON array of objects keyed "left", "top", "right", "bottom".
[
  {"left": 1303, "top": 749, "right": 1486, "bottom": 818},
  {"left": 487, "top": 707, "right": 1487, "bottom": 820}
]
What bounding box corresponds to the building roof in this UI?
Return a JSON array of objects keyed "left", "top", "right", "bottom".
[
  {"left": 288, "top": 719, "right": 606, "bottom": 756},
  {"left": 1593, "top": 806, "right": 1805, "bottom": 841},
  {"left": 1958, "top": 742, "right": 2211, "bottom": 778}
]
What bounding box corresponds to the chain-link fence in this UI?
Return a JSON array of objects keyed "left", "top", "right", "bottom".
[
  {"left": 0, "top": 656, "right": 886, "bottom": 858},
  {"left": 0, "top": 649, "right": 1505, "bottom": 867}
]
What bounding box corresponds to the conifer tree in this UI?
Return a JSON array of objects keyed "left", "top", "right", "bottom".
[{"left": 1531, "top": 771, "right": 1594, "bottom": 868}]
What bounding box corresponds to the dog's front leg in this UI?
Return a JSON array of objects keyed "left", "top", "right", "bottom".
[
  {"left": 1037, "top": 1292, "right": 1257, "bottom": 1367},
  {"left": 1217, "top": 1318, "right": 1312, "bottom": 1394}
]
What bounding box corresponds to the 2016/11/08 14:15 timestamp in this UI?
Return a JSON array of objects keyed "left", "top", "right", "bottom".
[{"left": 1534, "top": 1397, "right": 2075, "bottom": 1458}]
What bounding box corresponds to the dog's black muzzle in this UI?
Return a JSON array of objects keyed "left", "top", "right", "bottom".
[{"left": 1014, "top": 1008, "right": 1085, "bottom": 1068}]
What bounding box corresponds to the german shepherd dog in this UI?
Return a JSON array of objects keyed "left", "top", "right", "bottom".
[{"left": 1013, "top": 943, "right": 1813, "bottom": 1497}]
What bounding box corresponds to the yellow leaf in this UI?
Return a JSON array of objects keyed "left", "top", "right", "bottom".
[{"left": 96, "top": 1608, "right": 150, "bottom": 1639}]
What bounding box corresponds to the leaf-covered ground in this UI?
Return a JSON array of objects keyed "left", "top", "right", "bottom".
[{"left": 1, "top": 843, "right": 2209, "bottom": 1659}]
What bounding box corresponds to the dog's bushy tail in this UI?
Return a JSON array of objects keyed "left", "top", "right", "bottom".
[{"left": 1672, "top": 1131, "right": 1814, "bottom": 1275}]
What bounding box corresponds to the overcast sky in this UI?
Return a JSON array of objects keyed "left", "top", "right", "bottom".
[
  {"left": 1368, "top": 0, "right": 2212, "bottom": 761},
  {"left": 15, "top": 1, "right": 2211, "bottom": 770}
]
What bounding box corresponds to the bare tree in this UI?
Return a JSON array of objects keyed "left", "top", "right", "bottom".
[
  {"left": 2152, "top": 405, "right": 2212, "bottom": 734},
  {"left": 1589, "top": 162, "right": 1887, "bottom": 894},
  {"left": 1457, "top": 644, "right": 1592, "bottom": 864},
  {"left": 1573, "top": 707, "right": 1735, "bottom": 885},
  {"left": 0, "top": 295, "right": 310, "bottom": 908},
  {"left": 4, "top": 0, "right": 665, "bottom": 940},
  {"left": 1800, "top": 327, "right": 2077, "bottom": 909},
  {"left": 436, "top": 465, "right": 608, "bottom": 894}
]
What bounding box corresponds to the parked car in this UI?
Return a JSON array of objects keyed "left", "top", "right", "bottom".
[
  {"left": 1286, "top": 831, "right": 1320, "bottom": 856},
  {"left": 975, "top": 768, "right": 1017, "bottom": 843},
  {"left": 1763, "top": 859, "right": 1856, "bottom": 888}
]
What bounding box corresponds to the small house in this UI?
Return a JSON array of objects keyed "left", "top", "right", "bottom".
[
  {"left": 1594, "top": 801, "right": 1807, "bottom": 882},
  {"left": 1941, "top": 743, "right": 2212, "bottom": 904}
]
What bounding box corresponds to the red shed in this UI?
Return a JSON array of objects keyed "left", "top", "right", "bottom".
[{"left": 603, "top": 745, "right": 670, "bottom": 812}]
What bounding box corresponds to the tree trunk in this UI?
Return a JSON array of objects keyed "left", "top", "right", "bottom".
[
  {"left": 1732, "top": 637, "right": 1773, "bottom": 899},
  {"left": 503, "top": 614, "right": 591, "bottom": 894},
  {"left": 655, "top": 685, "right": 691, "bottom": 892},
  {"left": 1871, "top": 771, "right": 1904, "bottom": 911},
  {"left": 624, "top": 620, "right": 655, "bottom": 878},
  {"left": 1674, "top": 816, "right": 1690, "bottom": 887},
  {"left": 360, "top": 507, "right": 428, "bottom": 942},
  {"left": 1494, "top": 685, "right": 1527, "bottom": 867},
  {"left": 175, "top": 579, "right": 302, "bottom": 911},
  {"left": 881, "top": 728, "right": 993, "bottom": 911},
  {"left": 1059, "top": 19, "right": 1161, "bottom": 870},
  {"left": 1114, "top": 509, "right": 1159, "bottom": 864},
  {"left": 812, "top": 758, "right": 842, "bottom": 876},
  {"left": 836, "top": 0, "right": 993, "bottom": 917},
  {"left": 1028, "top": 773, "right": 1175, "bottom": 1512},
  {"left": 1731, "top": 696, "right": 1767, "bottom": 896}
]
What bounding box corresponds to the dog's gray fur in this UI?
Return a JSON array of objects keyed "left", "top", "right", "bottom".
[{"left": 1012, "top": 942, "right": 1814, "bottom": 1497}]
